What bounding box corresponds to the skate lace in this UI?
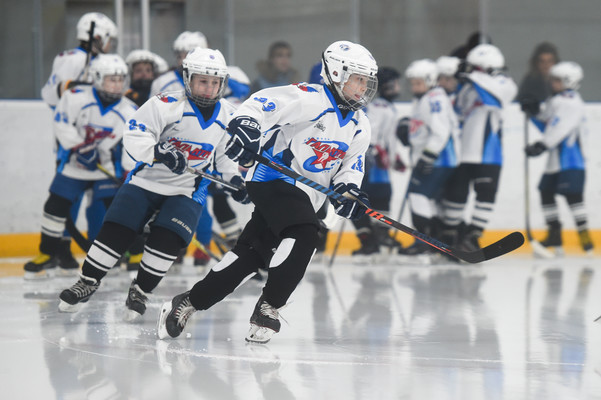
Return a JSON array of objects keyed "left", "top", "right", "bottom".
[
  {"left": 175, "top": 295, "right": 195, "bottom": 327},
  {"left": 71, "top": 279, "right": 96, "bottom": 297},
  {"left": 259, "top": 302, "right": 279, "bottom": 320}
]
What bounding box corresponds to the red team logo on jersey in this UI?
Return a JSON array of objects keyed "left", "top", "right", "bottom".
[
  {"left": 410, "top": 119, "right": 424, "bottom": 133},
  {"left": 168, "top": 138, "right": 214, "bottom": 166},
  {"left": 81, "top": 124, "right": 115, "bottom": 147},
  {"left": 303, "top": 138, "right": 349, "bottom": 172}
]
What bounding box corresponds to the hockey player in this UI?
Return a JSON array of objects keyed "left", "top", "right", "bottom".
[
  {"left": 125, "top": 49, "right": 168, "bottom": 107},
  {"left": 157, "top": 40, "right": 377, "bottom": 343},
  {"left": 352, "top": 66, "right": 404, "bottom": 257},
  {"left": 25, "top": 54, "right": 136, "bottom": 279},
  {"left": 41, "top": 12, "right": 118, "bottom": 108},
  {"left": 436, "top": 56, "right": 461, "bottom": 97},
  {"left": 149, "top": 31, "right": 208, "bottom": 97},
  {"left": 397, "top": 59, "right": 459, "bottom": 255},
  {"left": 57, "top": 47, "right": 249, "bottom": 319},
  {"left": 40, "top": 12, "right": 118, "bottom": 272},
  {"left": 440, "top": 44, "right": 517, "bottom": 252},
  {"left": 525, "top": 61, "right": 594, "bottom": 254}
]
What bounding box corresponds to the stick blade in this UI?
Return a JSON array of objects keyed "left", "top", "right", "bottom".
[{"left": 451, "top": 231, "right": 525, "bottom": 263}]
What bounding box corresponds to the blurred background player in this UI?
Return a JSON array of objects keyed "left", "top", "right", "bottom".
[
  {"left": 25, "top": 54, "right": 135, "bottom": 279},
  {"left": 58, "top": 47, "right": 248, "bottom": 319},
  {"left": 396, "top": 59, "right": 459, "bottom": 256},
  {"left": 150, "top": 31, "right": 208, "bottom": 96},
  {"left": 352, "top": 66, "right": 405, "bottom": 258},
  {"left": 436, "top": 56, "right": 461, "bottom": 98},
  {"left": 125, "top": 49, "right": 168, "bottom": 107},
  {"left": 40, "top": 11, "right": 118, "bottom": 273},
  {"left": 157, "top": 40, "right": 377, "bottom": 343},
  {"left": 525, "top": 61, "right": 594, "bottom": 255},
  {"left": 440, "top": 44, "right": 517, "bottom": 252}
]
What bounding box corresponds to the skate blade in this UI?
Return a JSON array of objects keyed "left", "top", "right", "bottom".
[
  {"left": 157, "top": 302, "right": 174, "bottom": 340},
  {"left": 56, "top": 268, "right": 80, "bottom": 277},
  {"left": 24, "top": 269, "right": 55, "bottom": 281},
  {"left": 58, "top": 299, "right": 82, "bottom": 313},
  {"left": 123, "top": 309, "right": 143, "bottom": 323},
  {"left": 245, "top": 324, "right": 275, "bottom": 344},
  {"left": 531, "top": 240, "right": 555, "bottom": 259}
]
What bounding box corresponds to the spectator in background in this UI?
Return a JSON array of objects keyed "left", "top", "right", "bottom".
[
  {"left": 517, "top": 42, "right": 560, "bottom": 110},
  {"left": 250, "top": 41, "right": 300, "bottom": 93}
]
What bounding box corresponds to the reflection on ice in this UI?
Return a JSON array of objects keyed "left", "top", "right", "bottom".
[{"left": 1, "top": 256, "right": 600, "bottom": 399}]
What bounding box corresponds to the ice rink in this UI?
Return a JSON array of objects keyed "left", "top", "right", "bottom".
[{"left": 2, "top": 253, "right": 601, "bottom": 400}]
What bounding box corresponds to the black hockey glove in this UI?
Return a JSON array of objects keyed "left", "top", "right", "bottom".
[
  {"left": 154, "top": 141, "right": 187, "bottom": 174},
  {"left": 525, "top": 141, "right": 547, "bottom": 157},
  {"left": 226, "top": 175, "right": 250, "bottom": 204},
  {"left": 76, "top": 147, "right": 99, "bottom": 171},
  {"left": 225, "top": 116, "right": 262, "bottom": 167},
  {"left": 414, "top": 150, "right": 437, "bottom": 176},
  {"left": 329, "top": 182, "right": 370, "bottom": 220},
  {"left": 396, "top": 117, "right": 411, "bottom": 146},
  {"left": 520, "top": 97, "right": 540, "bottom": 116}
]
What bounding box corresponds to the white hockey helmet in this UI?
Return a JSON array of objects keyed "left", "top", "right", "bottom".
[
  {"left": 549, "top": 61, "right": 583, "bottom": 90},
  {"left": 89, "top": 54, "right": 129, "bottom": 101},
  {"left": 466, "top": 44, "right": 505, "bottom": 72},
  {"left": 173, "top": 31, "right": 208, "bottom": 53},
  {"left": 154, "top": 54, "right": 169, "bottom": 74},
  {"left": 320, "top": 40, "right": 378, "bottom": 111},
  {"left": 405, "top": 59, "right": 438, "bottom": 88},
  {"left": 125, "top": 49, "right": 159, "bottom": 72},
  {"left": 182, "top": 47, "right": 229, "bottom": 107},
  {"left": 224, "top": 65, "right": 251, "bottom": 99},
  {"left": 436, "top": 56, "right": 461, "bottom": 77},
  {"left": 76, "top": 12, "right": 118, "bottom": 52}
]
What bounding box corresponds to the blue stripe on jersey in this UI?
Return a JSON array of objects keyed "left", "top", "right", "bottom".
[
  {"left": 471, "top": 82, "right": 502, "bottom": 108},
  {"left": 435, "top": 136, "right": 458, "bottom": 168},
  {"left": 322, "top": 85, "right": 357, "bottom": 127},
  {"left": 124, "top": 161, "right": 146, "bottom": 183},
  {"left": 251, "top": 147, "right": 295, "bottom": 185},
  {"left": 560, "top": 138, "right": 585, "bottom": 170},
  {"left": 188, "top": 99, "right": 221, "bottom": 129},
  {"left": 192, "top": 175, "right": 211, "bottom": 205},
  {"left": 482, "top": 113, "right": 502, "bottom": 165},
  {"left": 56, "top": 144, "right": 71, "bottom": 172},
  {"left": 531, "top": 117, "right": 546, "bottom": 133}
]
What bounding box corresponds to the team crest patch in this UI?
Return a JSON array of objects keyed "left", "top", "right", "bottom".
[
  {"left": 302, "top": 137, "right": 348, "bottom": 173},
  {"left": 158, "top": 94, "right": 177, "bottom": 103},
  {"left": 295, "top": 83, "right": 318, "bottom": 93}
]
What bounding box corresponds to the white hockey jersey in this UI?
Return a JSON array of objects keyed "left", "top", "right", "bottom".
[
  {"left": 455, "top": 71, "right": 517, "bottom": 165},
  {"left": 124, "top": 91, "right": 240, "bottom": 203},
  {"left": 407, "top": 86, "right": 459, "bottom": 167},
  {"left": 363, "top": 97, "right": 399, "bottom": 184},
  {"left": 236, "top": 83, "right": 371, "bottom": 211},
  {"left": 41, "top": 47, "right": 92, "bottom": 109},
  {"left": 53, "top": 86, "right": 137, "bottom": 181},
  {"left": 149, "top": 70, "right": 184, "bottom": 97},
  {"left": 533, "top": 89, "right": 587, "bottom": 173}
]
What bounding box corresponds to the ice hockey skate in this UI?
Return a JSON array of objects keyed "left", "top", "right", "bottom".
[
  {"left": 24, "top": 253, "right": 58, "bottom": 280},
  {"left": 124, "top": 279, "right": 149, "bottom": 322},
  {"left": 246, "top": 296, "right": 281, "bottom": 344},
  {"left": 56, "top": 240, "right": 80, "bottom": 277},
  {"left": 58, "top": 274, "right": 100, "bottom": 312},
  {"left": 157, "top": 291, "right": 196, "bottom": 339}
]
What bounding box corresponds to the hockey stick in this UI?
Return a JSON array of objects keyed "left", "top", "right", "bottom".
[
  {"left": 186, "top": 167, "right": 242, "bottom": 191},
  {"left": 250, "top": 152, "right": 524, "bottom": 263},
  {"left": 327, "top": 219, "right": 346, "bottom": 268},
  {"left": 65, "top": 215, "right": 91, "bottom": 252},
  {"left": 96, "top": 163, "right": 123, "bottom": 186},
  {"left": 524, "top": 115, "right": 554, "bottom": 258},
  {"left": 81, "top": 21, "right": 96, "bottom": 81},
  {"left": 390, "top": 179, "right": 411, "bottom": 252},
  {"left": 192, "top": 236, "right": 221, "bottom": 262}
]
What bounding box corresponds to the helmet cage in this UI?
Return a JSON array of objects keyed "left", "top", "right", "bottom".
[
  {"left": 182, "top": 48, "right": 229, "bottom": 107},
  {"left": 321, "top": 44, "right": 378, "bottom": 111},
  {"left": 90, "top": 55, "right": 128, "bottom": 102}
]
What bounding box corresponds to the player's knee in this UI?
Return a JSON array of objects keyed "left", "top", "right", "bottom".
[
  {"left": 44, "top": 193, "right": 72, "bottom": 217},
  {"left": 147, "top": 226, "right": 187, "bottom": 256}
]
